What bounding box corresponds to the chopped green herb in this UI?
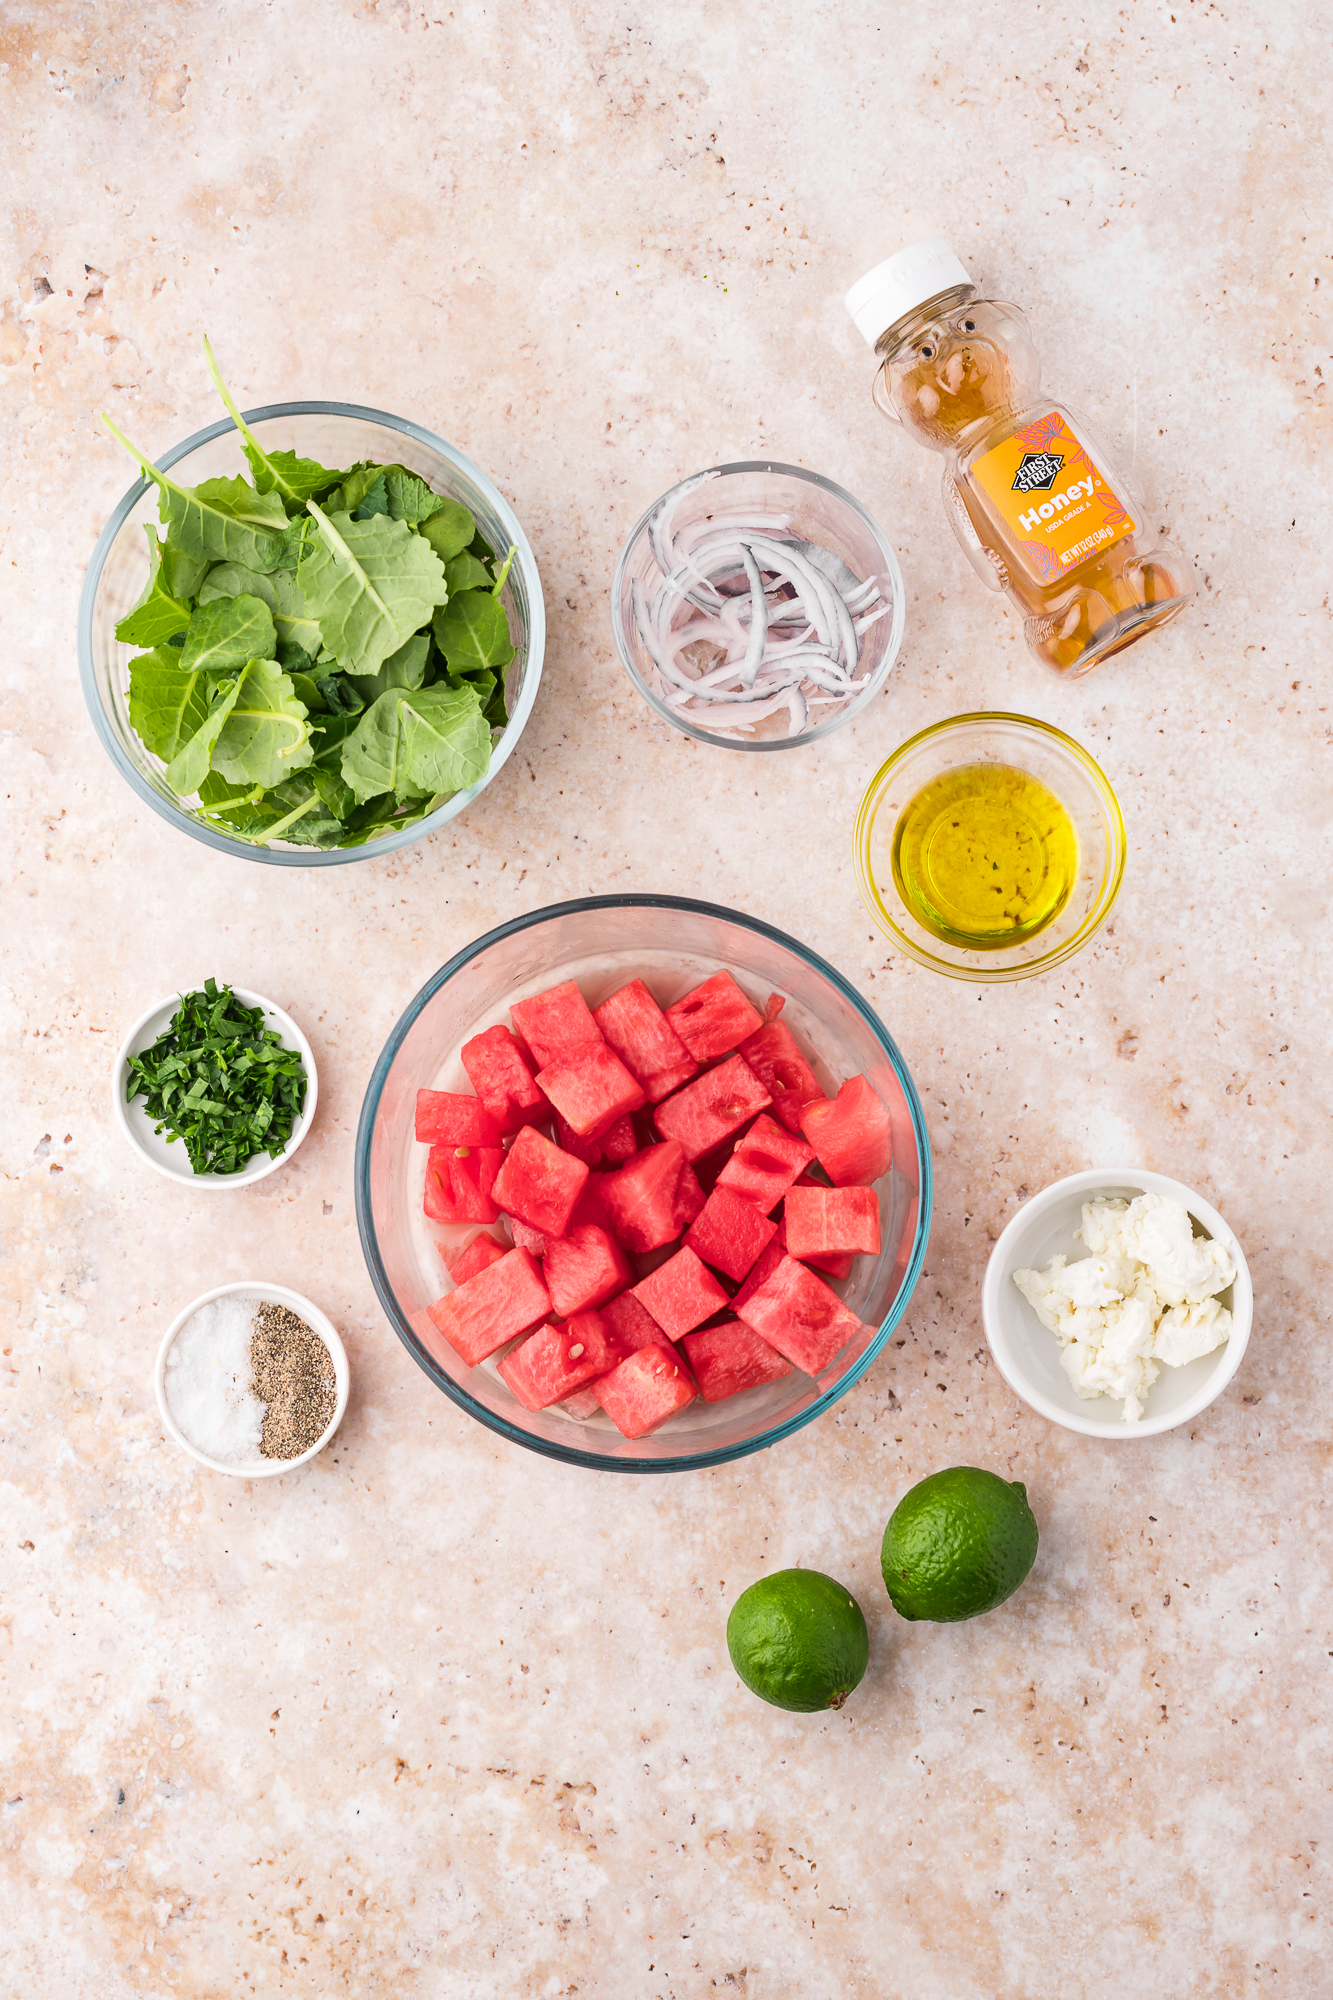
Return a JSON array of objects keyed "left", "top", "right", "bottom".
[{"left": 125, "top": 978, "right": 308, "bottom": 1175}]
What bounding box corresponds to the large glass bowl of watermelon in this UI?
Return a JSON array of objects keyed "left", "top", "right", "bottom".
[{"left": 355, "top": 897, "right": 932, "bottom": 1472}]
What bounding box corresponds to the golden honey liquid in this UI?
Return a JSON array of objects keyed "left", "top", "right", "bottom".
[{"left": 890, "top": 763, "right": 1078, "bottom": 949}]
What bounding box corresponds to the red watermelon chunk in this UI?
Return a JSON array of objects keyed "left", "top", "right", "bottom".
[
  {"left": 684, "top": 1185, "right": 779, "bottom": 1284},
  {"left": 665, "top": 970, "right": 764, "bottom": 1062},
  {"left": 553, "top": 1114, "right": 605, "bottom": 1166},
  {"left": 733, "top": 1254, "right": 869, "bottom": 1375},
  {"left": 423, "top": 1144, "right": 504, "bottom": 1223},
  {"left": 738, "top": 1020, "right": 826, "bottom": 1135},
  {"left": 508, "top": 1215, "right": 550, "bottom": 1258},
  {"left": 654, "top": 1055, "right": 772, "bottom": 1162},
  {"left": 460, "top": 1025, "right": 550, "bottom": 1132},
  {"left": 427, "top": 1247, "right": 551, "bottom": 1367},
  {"left": 715, "top": 1113, "right": 815, "bottom": 1212},
  {"left": 802, "top": 1248, "right": 857, "bottom": 1280},
  {"left": 510, "top": 980, "right": 604, "bottom": 1069},
  {"left": 415, "top": 1089, "right": 503, "bottom": 1147},
  {"left": 600, "top": 1113, "right": 638, "bottom": 1163},
  {"left": 784, "top": 1184, "right": 882, "bottom": 1260},
  {"left": 731, "top": 1236, "right": 787, "bottom": 1314},
  {"left": 543, "top": 1223, "right": 635, "bottom": 1317},
  {"left": 602, "top": 1140, "right": 695, "bottom": 1253},
  {"left": 602, "top": 1289, "right": 673, "bottom": 1356},
  {"left": 800, "top": 1075, "right": 893, "bottom": 1187},
  {"left": 631, "top": 1245, "right": 729, "bottom": 1341},
  {"left": 764, "top": 991, "right": 786, "bottom": 1022},
  {"left": 492, "top": 1124, "right": 589, "bottom": 1238},
  {"left": 569, "top": 1170, "right": 616, "bottom": 1237},
  {"left": 593, "top": 978, "right": 697, "bottom": 1102},
  {"left": 682, "top": 1319, "right": 794, "bottom": 1402},
  {"left": 537, "top": 1042, "right": 645, "bottom": 1140},
  {"left": 497, "top": 1308, "right": 619, "bottom": 1411},
  {"left": 598, "top": 1343, "right": 697, "bottom": 1439},
  {"left": 445, "top": 1232, "right": 509, "bottom": 1285}
]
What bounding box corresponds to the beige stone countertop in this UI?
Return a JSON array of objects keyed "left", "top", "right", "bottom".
[{"left": 2, "top": 4, "right": 1330, "bottom": 1995}]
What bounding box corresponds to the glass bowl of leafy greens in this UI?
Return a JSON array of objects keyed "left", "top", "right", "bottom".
[{"left": 79, "top": 352, "right": 544, "bottom": 863}]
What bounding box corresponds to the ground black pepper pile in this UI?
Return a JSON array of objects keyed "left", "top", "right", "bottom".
[{"left": 250, "top": 1302, "right": 336, "bottom": 1459}]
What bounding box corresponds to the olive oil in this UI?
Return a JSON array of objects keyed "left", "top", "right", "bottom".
[{"left": 890, "top": 763, "right": 1077, "bottom": 950}]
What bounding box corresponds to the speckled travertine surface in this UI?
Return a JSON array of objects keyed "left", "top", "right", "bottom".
[{"left": 2, "top": 4, "right": 1331, "bottom": 1995}]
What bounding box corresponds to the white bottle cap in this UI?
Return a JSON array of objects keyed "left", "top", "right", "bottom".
[{"left": 845, "top": 238, "right": 974, "bottom": 349}]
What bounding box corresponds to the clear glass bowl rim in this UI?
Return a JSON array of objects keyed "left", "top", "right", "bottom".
[
  {"left": 77, "top": 400, "right": 546, "bottom": 867},
  {"left": 854, "top": 709, "right": 1127, "bottom": 983},
  {"left": 609, "top": 459, "right": 906, "bottom": 752},
  {"left": 353, "top": 892, "right": 935, "bottom": 1473}
]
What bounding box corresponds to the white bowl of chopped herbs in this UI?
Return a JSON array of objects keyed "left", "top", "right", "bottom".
[
  {"left": 113, "top": 979, "right": 317, "bottom": 1186},
  {"left": 80, "top": 343, "right": 544, "bottom": 862}
]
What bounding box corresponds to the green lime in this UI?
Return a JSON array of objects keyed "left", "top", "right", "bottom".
[
  {"left": 881, "top": 1466, "right": 1038, "bottom": 1623},
  {"left": 726, "top": 1568, "right": 869, "bottom": 1713}
]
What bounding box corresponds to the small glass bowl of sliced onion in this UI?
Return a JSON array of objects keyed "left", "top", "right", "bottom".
[{"left": 611, "top": 461, "right": 904, "bottom": 750}]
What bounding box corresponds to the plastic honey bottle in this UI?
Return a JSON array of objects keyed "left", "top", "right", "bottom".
[{"left": 845, "top": 239, "right": 1193, "bottom": 675}]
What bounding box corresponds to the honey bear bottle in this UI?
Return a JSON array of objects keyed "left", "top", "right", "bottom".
[{"left": 845, "top": 239, "right": 1193, "bottom": 676}]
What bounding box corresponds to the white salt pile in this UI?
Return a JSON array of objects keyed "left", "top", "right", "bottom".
[{"left": 164, "top": 1294, "right": 267, "bottom": 1464}]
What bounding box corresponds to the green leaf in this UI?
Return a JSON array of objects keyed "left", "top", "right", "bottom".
[
  {"left": 128, "top": 649, "right": 211, "bottom": 761},
  {"left": 160, "top": 545, "right": 209, "bottom": 600},
  {"left": 166, "top": 677, "right": 243, "bottom": 795},
  {"left": 211, "top": 659, "right": 313, "bottom": 788},
  {"left": 418, "top": 498, "right": 474, "bottom": 563},
  {"left": 490, "top": 544, "right": 517, "bottom": 596},
  {"left": 432, "top": 588, "right": 515, "bottom": 672},
  {"left": 310, "top": 711, "right": 363, "bottom": 767},
  {"left": 444, "top": 551, "right": 491, "bottom": 595},
  {"left": 179, "top": 594, "right": 277, "bottom": 674},
  {"left": 468, "top": 525, "right": 497, "bottom": 562},
  {"left": 204, "top": 338, "right": 342, "bottom": 506},
  {"left": 351, "top": 474, "right": 389, "bottom": 519},
  {"left": 343, "top": 631, "right": 430, "bottom": 705},
  {"left": 115, "top": 528, "right": 193, "bottom": 647},
  {"left": 340, "top": 683, "right": 489, "bottom": 803},
  {"left": 198, "top": 770, "right": 264, "bottom": 810},
  {"left": 299, "top": 504, "right": 449, "bottom": 676},
  {"left": 269, "top": 514, "right": 316, "bottom": 571},
  {"left": 268, "top": 570, "right": 322, "bottom": 657},
  {"left": 332, "top": 464, "right": 387, "bottom": 515},
  {"left": 102, "top": 413, "right": 287, "bottom": 570},
  {"left": 287, "top": 670, "right": 329, "bottom": 714},
  {"left": 385, "top": 469, "right": 445, "bottom": 524},
  {"left": 197, "top": 562, "right": 277, "bottom": 608},
  {"left": 314, "top": 674, "right": 365, "bottom": 716},
  {"left": 310, "top": 763, "right": 357, "bottom": 821},
  {"left": 483, "top": 676, "right": 509, "bottom": 731}
]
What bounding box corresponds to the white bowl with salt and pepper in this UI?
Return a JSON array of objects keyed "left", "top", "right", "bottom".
[
  {"left": 112, "top": 987, "right": 318, "bottom": 1188},
  {"left": 155, "top": 1281, "right": 349, "bottom": 1478},
  {"left": 982, "top": 1168, "right": 1252, "bottom": 1440}
]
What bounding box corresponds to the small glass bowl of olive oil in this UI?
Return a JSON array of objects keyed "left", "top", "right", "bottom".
[{"left": 855, "top": 713, "right": 1125, "bottom": 981}]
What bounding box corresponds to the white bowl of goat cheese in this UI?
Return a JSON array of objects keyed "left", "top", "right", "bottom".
[{"left": 982, "top": 1169, "right": 1252, "bottom": 1438}]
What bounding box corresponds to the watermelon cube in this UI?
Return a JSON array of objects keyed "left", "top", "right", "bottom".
[
  {"left": 682, "top": 1320, "right": 794, "bottom": 1402},
  {"left": 684, "top": 1185, "right": 778, "bottom": 1284},
  {"left": 497, "top": 1308, "right": 620, "bottom": 1411},
  {"left": 553, "top": 1114, "right": 605, "bottom": 1166},
  {"left": 654, "top": 1055, "right": 772, "bottom": 1162},
  {"left": 731, "top": 1236, "right": 787, "bottom": 1314},
  {"left": 602, "top": 1289, "right": 674, "bottom": 1356},
  {"left": 733, "top": 1254, "right": 869, "bottom": 1376},
  {"left": 715, "top": 1113, "right": 815, "bottom": 1212},
  {"left": 543, "top": 1223, "right": 635, "bottom": 1317},
  {"left": 602, "top": 1140, "right": 695, "bottom": 1253},
  {"left": 415, "top": 1088, "right": 503, "bottom": 1147},
  {"left": 593, "top": 978, "right": 697, "bottom": 1102},
  {"left": 631, "top": 1245, "right": 729, "bottom": 1341},
  {"left": 537, "top": 1042, "right": 645, "bottom": 1140},
  {"left": 597, "top": 1343, "right": 697, "bottom": 1439},
  {"left": 764, "top": 991, "right": 786, "bottom": 1022},
  {"left": 569, "top": 1170, "right": 616, "bottom": 1236},
  {"left": 445, "top": 1232, "right": 509, "bottom": 1285},
  {"left": 492, "top": 1124, "right": 589, "bottom": 1238},
  {"left": 738, "top": 1020, "right": 825, "bottom": 1135},
  {"left": 427, "top": 1247, "right": 551, "bottom": 1367},
  {"left": 510, "top": 980, "right": 603, "bottom": 1069},
  {"left": 801, "top": 1247, "right": 857, "bottom": 1280},
  {"left": 600, "top": 1113, "right": 639, "bottom": 1163},
  {"left": 423, "top": 1144, "right": 504, "bottom": 1223},
  {"left": 800, "top": 1075, "right": 893, "bottom": 1187},
  {"left": 508, "top": 1215, "right": 550, "bottom": 1258},
  {"left": 665, "top": 971, "right": 764, "bottom": 1062},
  {"left": 784, "top": 1184, "right": 882, "bottom": 1260},
  {"left": 460, "top": 1025, "right": 549, "bottom": 1132}
]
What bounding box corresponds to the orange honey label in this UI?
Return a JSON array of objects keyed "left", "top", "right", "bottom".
[{"left": 969, "top": 411, "right": 1136, "bottom": 586}]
